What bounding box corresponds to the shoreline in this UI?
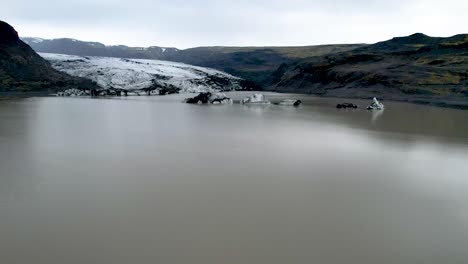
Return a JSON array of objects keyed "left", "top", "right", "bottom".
[
  {"left": 267, "top": 90, "right": 468, "bottom": 110},
  {"left": 2, "top": 90, "right": 468, "bottom": 110},
  {"left": 0, "top": 91, "right": 52, "bottom": 99}
]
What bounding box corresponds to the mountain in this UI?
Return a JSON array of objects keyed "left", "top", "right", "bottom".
[
  {"left": 22, "top": 37, "right": 364, "bottom": 87},
  {"left": 159, "top": 45, "right": 365, "bottom": 87},
  {"left": 0, "top": 21, "right": 98, "bottom": 93},
  {"left": 270, "top": 33, "right": 468, "bottom": 108},
  {"left": 22, "top": 37, "right": 180, "bottom": 59},
  {"left": 40, "top": 53, "right": 250, "bottom": 92},
  {"left": 21, "top": 33, "right": 468, "bottom": 108}
]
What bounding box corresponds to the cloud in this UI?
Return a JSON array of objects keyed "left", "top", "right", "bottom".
[{"left": 1, "top": 0, "right": 467, "bottom": 48}]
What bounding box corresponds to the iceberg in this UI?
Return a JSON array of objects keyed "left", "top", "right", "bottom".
[
  {"left": 240, "top": 94, "right": 271, "bottom": 105},
  {"left": 367, "top": 97, "right": 385, "bottom": 110}
]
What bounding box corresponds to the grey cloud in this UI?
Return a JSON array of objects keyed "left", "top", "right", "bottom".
[{"left": 1, "top": 0, "right": 466, "bottom": 48}]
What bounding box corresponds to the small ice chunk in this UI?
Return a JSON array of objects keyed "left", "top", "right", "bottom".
[
  {"left": 367, "top": 97, "right": 385, "bottom": 110},
  {"left": 240, "top": 94, "right": 271, "bottom": 105}
]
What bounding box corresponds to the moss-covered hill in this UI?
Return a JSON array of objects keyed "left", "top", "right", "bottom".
[
  {"left": 162, "top": 45, "right": 365, "bottom": 87},
  {"left": 270, "top": 33, "right": 468, "bottom": 107}
]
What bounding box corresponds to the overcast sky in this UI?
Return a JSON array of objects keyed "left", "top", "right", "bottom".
[{"left": 1, "top": 0, "right": 467, "bottom": 49}]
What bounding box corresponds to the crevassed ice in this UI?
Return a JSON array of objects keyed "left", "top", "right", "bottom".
[{"left": 39, "top": 53, "right": 242, "bottom": 93}]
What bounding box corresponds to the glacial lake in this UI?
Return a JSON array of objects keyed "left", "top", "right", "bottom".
[{"left": 1, "top": 92, "right": 468, "bottom": 264}]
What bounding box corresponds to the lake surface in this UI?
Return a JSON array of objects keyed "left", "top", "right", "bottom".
[{"left": 1, "top": 92, "right": 468, "bottom": 264}]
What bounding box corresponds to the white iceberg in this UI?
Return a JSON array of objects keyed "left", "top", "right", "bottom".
[
  {"left": 240, "top": 94, "right": 271, "bottom": 105},
  {"left": 367, "top": 97, "right": 385, "bottom": 110}
]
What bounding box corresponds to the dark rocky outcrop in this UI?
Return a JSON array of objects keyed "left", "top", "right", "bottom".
[
  {"left": 0, "top": 21, "right": 98, "bottom": 93},
  {"left": 0, "top": 21, "right": 20, "bottom": 45}
]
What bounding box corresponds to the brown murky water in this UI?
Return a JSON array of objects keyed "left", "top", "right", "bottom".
[{"left": 1, "top": 93, "right": 468, "bottom": 264}]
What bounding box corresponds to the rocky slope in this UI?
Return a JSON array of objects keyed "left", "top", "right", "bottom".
[
  {"left": 23, "top": 37, "right": 363, "bottom": 87},
  {"left": 40, "top": 53, "right": 249, "bottom": 93},
  {"left": 159, "top": 45, "right": 364, "bottom": 86},
  {"left": 270, "top": 33, "right": 468, "bottom": 108},
  {"left": 0, "top": 21, "right": 97, "bottom": 93}
]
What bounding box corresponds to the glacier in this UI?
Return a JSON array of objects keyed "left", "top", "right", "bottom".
[{"left": 39, "top": 53, "right": 245, "bottom": 93}]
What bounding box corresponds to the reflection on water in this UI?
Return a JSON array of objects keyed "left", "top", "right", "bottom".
[
  {"left": 0, "top": 93, "right": 468, "bottom": 264},
  {"left": 371, "top": 109, "right": 384, "bottom": 124}
]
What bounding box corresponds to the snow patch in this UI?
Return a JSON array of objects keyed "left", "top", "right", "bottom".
[{"left": 30, "top": 37, "right": 44, "bottom": 43}]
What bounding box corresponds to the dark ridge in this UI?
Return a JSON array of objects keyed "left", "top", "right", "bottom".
[
  {"left": 391, "top": 33, "right": 434, "bottom": 43},
  {"left": 0, "top": 21, "right": 20, "bottom": 45},
  {"left": 0, "top": 20, "right": 99, "bottom": 93}
]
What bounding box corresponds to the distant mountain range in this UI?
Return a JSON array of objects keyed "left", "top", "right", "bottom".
[
  {"left": 22, "top": 37, "right": 363, "bottom": 87},
  {"left": 23, "top": 37, "right": 181, "bottom": 59},
  {"left": 9, "top": 27, "right": 468, "bottom": 108},
  {"left": 0, "top": 22, "right": 97, "bottom": 93}
]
